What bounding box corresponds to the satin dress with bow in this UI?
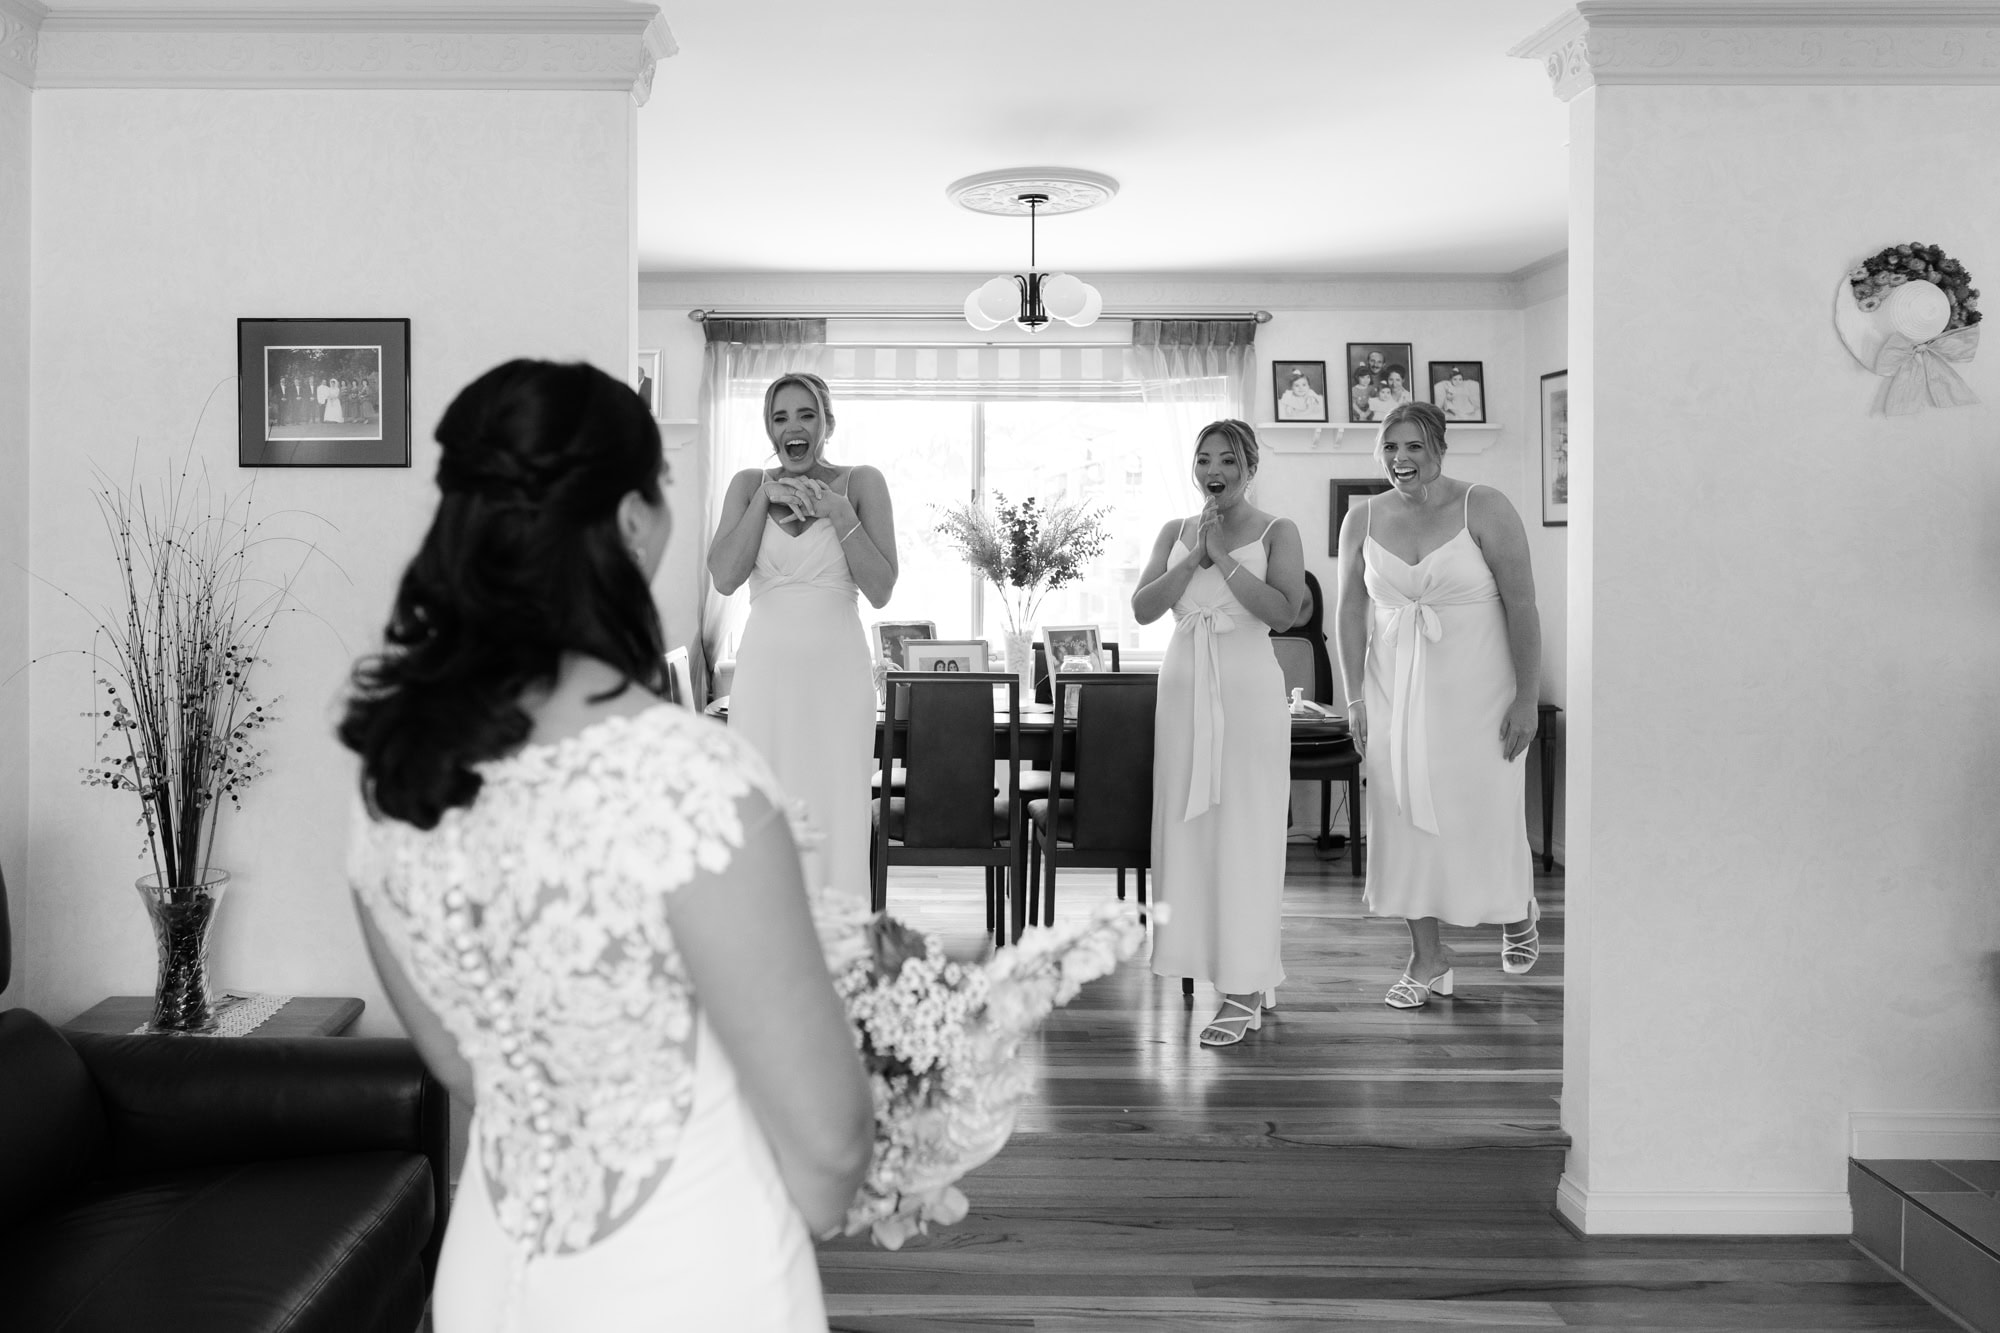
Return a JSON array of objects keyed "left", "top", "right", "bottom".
[
  {"left": 730, "top": 470, "right": 876, "bottom": 904},
  {"left": 1360, "top": 488, "right": 1532, "bottom": 926},
  {"left": 1150, "top": 519, "right": 1290, "bottom": 995}
]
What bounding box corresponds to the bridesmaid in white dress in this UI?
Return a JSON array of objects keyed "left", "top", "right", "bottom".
[
  {"left": 341, "top": 359, "right": 872, "bottom": 1331},
  {"left": 1333, "top": 401, "right": 1542, "bottom": 1009},
  {"left": 708, "top": 373, "right": 897, "bottom": 905},
  {"left": 1133, "top": 420, "right": 1310, "bottom": 1046}
]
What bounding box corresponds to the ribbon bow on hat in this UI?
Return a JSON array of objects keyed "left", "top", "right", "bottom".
[{"left": 1873, "top": 324, "right": 1981, "bottom": 416}]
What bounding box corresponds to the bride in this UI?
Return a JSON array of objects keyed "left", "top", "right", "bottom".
[{"left": 340, "top": 359, "right": 871, "bottom": 1331}]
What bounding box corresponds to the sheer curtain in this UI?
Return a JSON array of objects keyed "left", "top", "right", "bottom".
[
  {"left": 693, "top": 319, "right": 825, "bottom": 695},
  {"left": 1131, "top": 318, "right": 1258, "bottom": 516}
]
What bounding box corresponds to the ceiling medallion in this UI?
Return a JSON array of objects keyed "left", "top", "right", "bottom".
[{"left": 947, "top": 168, "right": 1119, "bottom": 217}]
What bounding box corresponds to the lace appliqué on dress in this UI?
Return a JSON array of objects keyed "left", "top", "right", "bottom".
[{"left": 348, "top": 705, "right": 787, "bottom": 1258}]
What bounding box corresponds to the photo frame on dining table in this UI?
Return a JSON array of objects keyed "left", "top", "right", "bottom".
[
  {"left": 1041, "top": 625, "right": 1105, "bottom": 674},
  {"left": 905, "top": 640, "right": 989, "bottom": 674},
  {"left": 873, "top": 620, "right": 938, "bottom": 668}
]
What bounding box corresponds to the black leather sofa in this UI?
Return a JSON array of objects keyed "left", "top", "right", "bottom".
[{"left": 0, "top": 864, "right": 450, "bottom": 1333}]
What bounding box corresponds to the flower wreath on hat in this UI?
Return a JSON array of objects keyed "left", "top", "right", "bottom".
[{"left": 1834, "top": 242, "right": 1981, "bottom": 416}]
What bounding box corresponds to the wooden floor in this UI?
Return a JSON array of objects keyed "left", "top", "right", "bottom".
[{"left": 819, "top": 844, "right": 1951, "bottom": 1331}]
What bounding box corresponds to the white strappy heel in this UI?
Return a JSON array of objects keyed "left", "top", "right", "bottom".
[
  {"left": 1385, "top": 969, "right": 1454, "bottom": 1009},
  {"left": 1501, "top": 898, "right": 1541, "bottom": 975},
  {"left": 1199, "top": 995, "right": 1263, "bottom": 1046}
]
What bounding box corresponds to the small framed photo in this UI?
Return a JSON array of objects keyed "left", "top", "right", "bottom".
[
  {"left": 872, "top": 620, "right": 938, "bottom": 668},
  {"left": 1346, "top": 342, "right": 1416, "bottom": 423},
  {"left": 635, "top": 350, "right": 663, "bottom": 419},
  {"left": 1427, "top": 360, "right": 1486, "bottom": 423},
  {"left": 1271, "top": 360, "right": 1329, "bottom": 423},
  {"left": 905, "top": 640, "right": 989, "bottom": 674},
  {"left": 238, "top": 318, "right": 410, "bottom": 467},
  {"left": 1329, "top": 479, "right": 1393, "bottom": 557},
  {"left": 1539, "top": 370, "right": 1569, "bottom": 526},
  {"left": 1042, "top": 624, "right": 1105, "bottom": 674}
]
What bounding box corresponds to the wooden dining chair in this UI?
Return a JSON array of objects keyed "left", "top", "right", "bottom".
[
  {"left": 1024, "top": 673, "right": 1157, "bottom": 930},
  {"left": 872, "top": 671, "right": 1027, "bottom": 945},
  {"left": 1271, "top": 571, "right": 1363, "bottom": 873}
]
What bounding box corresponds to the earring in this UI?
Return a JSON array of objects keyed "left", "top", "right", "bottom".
[{"left": 625, "top": 536, "right": 645, "bottom": 566}]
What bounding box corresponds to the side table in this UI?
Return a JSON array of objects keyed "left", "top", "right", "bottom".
[{"left": 63, "top": 994, "right": 365, "bottom": 1038}]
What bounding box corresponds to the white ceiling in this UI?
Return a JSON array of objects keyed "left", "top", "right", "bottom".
[{"left": 637, "top": 0, "right": 1573, "bottom": 277}]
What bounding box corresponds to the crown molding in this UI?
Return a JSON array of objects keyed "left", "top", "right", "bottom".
[
  {"left": 1511, "top": 2, "right": 2000, "bottom": 100},
  {"left": 0, "top": 0, "right": 46, "bottom": 89},
  {"left": 638, "top": 270, "right": 1545, "bottom": 314},
  {"left": 26, "top": 4, "right": 674, "bottom": 100}
]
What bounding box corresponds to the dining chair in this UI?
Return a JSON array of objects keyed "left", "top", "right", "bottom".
[
  {"left": 663, "top": 646, "right": 697, "bottom": 709},
  {"left": 1031, "top": 640, "right": 1122, "bottom": 705},
  {"left": 1271, "top": 571, "right": 1363, "bottom": 873},
  {"left": 1020, "top": 639, "right": 1123, "bottom": 803},
  {"left": 872, "top": 671, "right": 1027, "bottom": 945},
  {"left": 1024, "top": 673, "right": 1157, "bottom": 930}
]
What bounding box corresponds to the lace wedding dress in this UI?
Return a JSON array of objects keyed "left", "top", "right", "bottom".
[{"left": 348, "top": 704, "right": 827, "bottom": 1332}]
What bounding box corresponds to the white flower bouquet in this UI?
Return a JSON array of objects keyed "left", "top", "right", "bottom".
[{"left": 809, "top": 892, "right": 1150, "bottom": 1249}]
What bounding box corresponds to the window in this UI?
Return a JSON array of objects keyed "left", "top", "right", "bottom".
[{"left": 835, "top": 398, "right": 1184, "bottom": 656}]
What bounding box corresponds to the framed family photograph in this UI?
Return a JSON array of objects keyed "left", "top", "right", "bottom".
[
  {"left": 635, "top": 350, "right": 663, "bottom": 419},
  {"left": 906, "top": 640, "right": 989, "bottom": 674},
  {"left": 1540, "top": 369, "right": 1569, "bottom": 526},
  {"left": 1271, "top": 360, "right": 1329, "bottom": 423},
  {"left": 872, "top": 620, "right": 938, "bottom": 668},
  {"left": 1346, "top": 342, "right": 1416, "bottom": 423},
  {"left": 237, "top": 318, "right": 410, "bottom": 467},
  {"left": 1042, "top": 624, "right": 1106, "bottom": 674},
  {"left": 1329, "top": 479, "right": 1393, "bottom": 557},
  {"left": 1428, "top": 360, "right": 1486, "bottom": 423}
]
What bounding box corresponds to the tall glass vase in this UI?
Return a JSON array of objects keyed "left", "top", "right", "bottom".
[
  {"left": 136, "top": 869, "right": 229, "bottom": 1034},
  {"left": 1002, "top": 626, "right": 1036, "bottom": 703}
]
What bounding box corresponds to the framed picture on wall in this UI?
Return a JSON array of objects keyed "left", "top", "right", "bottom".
[
  {"left": 1328, "top": 479, "right": 1393, "bottom": 557},
  {"left": 237, "top": 317, "right": 410, "bottom": 467},
  {"left": 1346, "top": 342, "right": 1416, "bottom": 422},
  {"left": 1271, "top": 360, "right": 1329, "bottom": 422},
  {"left": 635, "top": 349, "right": 663, "bottom": 419},
  {"left": 1540, "top": 369, "right": 1569, "bottom": 527},
  {"left": 1427, "top": 360, "right": 1486, "bottom": 423}
]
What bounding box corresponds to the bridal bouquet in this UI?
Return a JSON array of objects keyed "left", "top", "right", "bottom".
[{"left": 809, "top": 892, "right": 1150, "bottom": 1249}]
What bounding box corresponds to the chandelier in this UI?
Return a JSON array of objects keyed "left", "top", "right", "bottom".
[{"left": 949, "top": 169, "right": 1117, "bottom": 334}]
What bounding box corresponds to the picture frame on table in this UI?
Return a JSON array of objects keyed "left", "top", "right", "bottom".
[
  {"left": 873, "top": 620, "right": 938, "bottom": 668},
  {"left": 1271, "top": 360, "right": 1329, "bottom": 423},
  {"left": 1539, "top": 369, "right": 1569, "bottom": 527},
  {"left": 1427, "top": 360, "right": 1486, "bottom": 423},
  {"left": 1041, "top": 624, "right": 1106, "bottom": 674},
  {"left": 1346, "top": 342, "right": 1416, "bottom": 423},
  {"left": 237, "top": 317, "right": 410, "bottom": 467},
  {"left": 635, "top": 350, "right": 663, "bottom": 419},
  {"left": 905, "top": 641, "right": 989, "bottom": 674},
  {"left": 1328, "top": 479, "right": 1393, "bottom": 557}
]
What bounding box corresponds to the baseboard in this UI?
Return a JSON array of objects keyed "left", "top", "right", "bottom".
[
  {"left": 1556, "top": 1172, "right": 1851, "bottom": 1234},
  {"left": 1851, "top": 1111, "right": 2000, "bottom": 1160}
]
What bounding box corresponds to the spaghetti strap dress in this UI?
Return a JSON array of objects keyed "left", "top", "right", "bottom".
[
  {"left": 1149, "top": 518, "right": 1291, "bottom": 995},
  {"left": 1360, "top": 486, "right": 1533, "bottom": 925},
  {"left": 730, "top": 470, "right": 877, "bottom": 904}
]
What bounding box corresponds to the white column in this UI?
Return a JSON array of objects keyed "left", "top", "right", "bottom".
[{"left": 1515, "top": 2, "right": 2000, "bottom": 1234}]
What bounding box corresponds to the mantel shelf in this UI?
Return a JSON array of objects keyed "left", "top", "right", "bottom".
[{"left": 1256, "top": 421, "right": 1500, "bottom": 455}]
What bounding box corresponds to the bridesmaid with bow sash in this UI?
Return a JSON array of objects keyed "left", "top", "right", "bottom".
[
  {"left": 1334, "top": 401, "right": 1542, "bottom": 1009},
  {"left": 1133, "top": 420, "right": 1309, "bottom": 1046}
]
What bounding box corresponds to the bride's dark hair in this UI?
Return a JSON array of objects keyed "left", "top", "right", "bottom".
[{"left": 339, "top": 359, "right": 667, "bottom": 829}]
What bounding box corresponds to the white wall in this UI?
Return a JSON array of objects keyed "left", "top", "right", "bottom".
[
  {"left": 25, "top": 87, "right": 636, "bottom": 1033},
  {"left": 1564, "top": 82, "right": 2000, "bottom": 1232},
  {"left": 0, "top": 72, "right": 27, "bottom": 1003}
]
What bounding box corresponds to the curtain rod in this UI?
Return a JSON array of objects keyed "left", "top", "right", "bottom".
[{"left": 686, "top": 308, "right": 1272, "bottom": 324}]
